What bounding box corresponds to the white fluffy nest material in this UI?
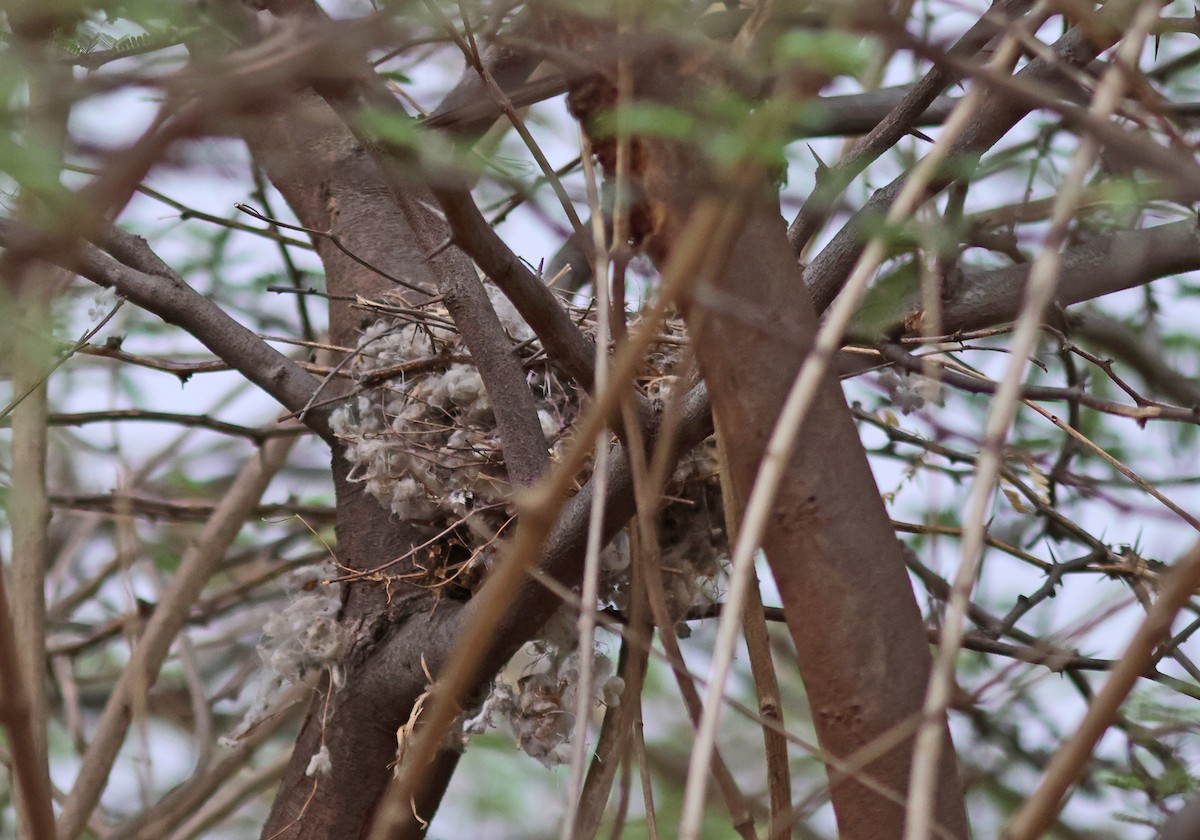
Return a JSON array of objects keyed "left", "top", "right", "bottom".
[
  {"left": 332, "top": 286, "right": 729, "bottom": 766},
  {"left": 329, "top": 289, "right": 570, "bottom": 575},
  {"left": 329, "top": 286, "right": 725, "bottom": 609}
]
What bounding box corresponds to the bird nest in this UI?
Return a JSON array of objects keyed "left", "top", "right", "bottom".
[{"left": 330, "top": 284, "right": 728, "bottom": 765}]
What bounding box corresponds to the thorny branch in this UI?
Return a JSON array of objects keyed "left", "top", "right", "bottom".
[{"left": 8, "top": 2, "right": 1200, "bottom": 839}]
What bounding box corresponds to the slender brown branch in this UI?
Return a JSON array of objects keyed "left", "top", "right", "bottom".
[
  {"left": 0, "top": 551, "right": 56, "bottom": 840},
  {"left": 876, "top": 343, "right": 1200, "bottom": 426},
  {"left": 1070, "top": 309, "right": 1200, "bottom": 408},
  {"left": 431, "top": 185, "right": 601, "bottom": 390},
  {"left": 0, "top": 220, "right": 333, "bottom": 440},
  {"left": 18, "top": 410, "right": 309, "bottom": 442},
  {"left": 880, "top": 219, "right": 1200, "bottom": 338},
  {"left": 49, "top": 493, "right": 334, "bottom": 524},
  {"left": 57, "top": 436, "right": 297, "bottom": 840},
  {"left": 681, "top": 601, "right": 1151, "bottom": 676},
  {"left": 788, "top": 0, "right": 1035, "bottom": 255},
  {"left": 1005, "top": 540, "right": 1200, "bottom": 839},
  {"left": 804, "top": 0, "right": 1152, "bottom": 312}
]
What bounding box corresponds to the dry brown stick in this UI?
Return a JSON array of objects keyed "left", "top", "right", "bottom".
[
  {"left": 1070, "top": 309, "right": 1200, "bottom": 408},
  {"left": 571, "top": 62, "right": 658, "bottom": 825},
  {"left": 56, "top": 435, "right": 297, "bottom": 840},
  {"left": 616, "top": 366, "right": 759, "bottom": 839},
  {"left": 715, "top": 419, "right": 794, "bottom": 840},
  {"left": 112, "top": 675, "right": 317, "bottom": 840},
  {"left": 424, "top": 7, "right": 549, "bottom": 140},
  {"left": 5, "top": 273, "right": 59, "bottom": 839},
  {"left": 431, "top": 185, "right": 601, "bottom": 390},
  {"left": 426, "top": 0, "right": 585, "bottom": 239},
  {"left": 167, "top": 751, "right": 290, "bottom": 840},
  {"left": 0, "top": 224, "right": 334, "bottom": 440},
  {"left": 1003, "top": 540, "right": 1200, "bottom": 840},
  {"left": 631, "top": 690, "right": 661, "bottom": 840},
  {"left": 4, "top": 18, "right": 75, "bottom": 830},
  {"left": 571, "top": 595, "right": 651, "bottom": 840},
  {"left": 31, "top": 410, "right": 308, "bottom": 442},
  {"left": 877, "top": 343, "right": 1200, "bottom": 426},
  {"left": 0, "top": 548, "right": 56, "bottom": 840},
  {"left": 625, "top": 449, "right": 759, "bottom": 840},
  {"left": 393, "top": 195, "right": 551, "bottom": 488}
]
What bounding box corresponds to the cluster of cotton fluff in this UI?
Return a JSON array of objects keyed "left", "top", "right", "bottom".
[
  {"left": 464, "top": 654, "right": 625, "bottom": 768},
  {"left": 336, "top": 291, "right": 730, "bottom": 765},
  {"left": 330, "top": 321, "right": 490, "bottom": 523},
  {"left": 488, "top": 535, "right": 629, "bottom": 767},
  {"left": 87, "top": 286, "right": 120, "bottom": 321},
  {"left": 222, "top": 569, "right": 346, "bottom": 747},
  {"left": 329, "top": 300, "right": 568, "bottom": 546},
  {"left": 879, "top": 369, "right": 943, "bottom": 415},
  {"left": 474, "top": 461, "right": 725, "bottom": 766}
]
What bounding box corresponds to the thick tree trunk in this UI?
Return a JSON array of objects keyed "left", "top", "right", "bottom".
[
  {"left": 682, "top": 196, "right": 970, "bottom": 839},
  {"left": 553, "top": 11, "right": 970, "bottom": 828},
  {"left": 240, "top": 94, "right": 463, "bottom": 838}
]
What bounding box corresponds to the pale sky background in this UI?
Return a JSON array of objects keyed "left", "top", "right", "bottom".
[{"left": 17, "top": 2, "right": 1200, "bottom": 836}]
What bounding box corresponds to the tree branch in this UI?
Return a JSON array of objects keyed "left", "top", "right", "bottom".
[
  {"left": 0, "top": 221, "right": 333, "bottom": 440},
  {"left": 1070, "top": 308, "right": 1200, "bottom": 408},
  {"left": 0, "top": 551, "right": 56, "bottom": 840},
  {"left": 788, "top": 0, "right": 1035, "bottom": 254},
  {"left": 877, "top": 343, "right": 1200, "bottom": 426},
  {"left": 57, "top": 436, "right": 297, "bottom": 840},
  {"left": 911, "top": 219, "right": 1200, "bottom": 336},
  {"left": 804, "top": 0, "right": 1150, "bottom": 312},
  {"left": 430, "top": 185, "right": 601, "bottom": 391}
]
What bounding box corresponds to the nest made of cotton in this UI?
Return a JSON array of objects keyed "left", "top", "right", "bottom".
[
  {"left": 330, "top": 285, "right": 719, "bottom": 590},
  {"left": 331, "top": 284, "right": 727, "bottom": 764},
  {"left": 329, "top": 287, "right": 575, "bottom": 581}
]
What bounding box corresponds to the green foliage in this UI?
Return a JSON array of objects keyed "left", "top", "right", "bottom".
[
  {"left": 773, "top": 28, "right": 871, "bottom": 78},
  {"left": 361, "top": 105, "right": 488, "bottom": 180},
  {"left": 361, "top": 105, "right": 423, "bottom": 149},
  {"left": 592, "top": 101, "right": 698, "bottom": 142},
  {"left": 1098, "top": 766, "right": 1194, "bottom": 797},
  {"left": 592, "top": 91, "right": 793, "bottom": 175},
  {"left": 56, "top": 27, "right": 159, "bottom": 59},
  {"left": 850, "top": 257, "right": 918, "bottom": 339}
]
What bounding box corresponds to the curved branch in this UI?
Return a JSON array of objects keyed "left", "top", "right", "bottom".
[
  {"left": 430, "top": 185, "right": 600, "bottom": 390},
  {"left": 877, "top": 343, "right": 1200, "bottom": 426},
  {"left": 424, "top": 9, "right": 549, "bottom": 140},
  {"left": 788, "top": 0, "right": 1034, "bottom": 254},
  {"left": 57, "top": 436, "right": 297, "bottom": 840},
  {"left": 1070, "top": 308, "right": 1200, "bottom": 408},
  {"left": 804, "top": 1, "right": 1149, "bottom": 312},
  {"left": 916, "top": 219, "right": 1200, "bottom": 336},
  {"left": 0, "top": 221, "right": 331, "bottom": 440},
  {"left": 392, "top": 198, "right": 552, "bottom": 487}
]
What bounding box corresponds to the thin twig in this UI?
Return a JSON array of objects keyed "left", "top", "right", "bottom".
[
  {"left": 1003, "top": 540, "right": 1200, "bottom": 839},
  {"left": 56, "top": 436, "right": 297, "bottom": 840},
  {"left": 905, "top": 7, "right": 1158, "bottom": 838},
  {"left": 678, "top": 14, "right": 1020, "bottom": 838},
  {"left": 561, "top": 128, "right": 614, "bottom": 837}
]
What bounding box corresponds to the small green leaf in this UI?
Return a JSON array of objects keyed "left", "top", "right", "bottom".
[
  {"left": 593, "top": 102, "right": 698, "bottom": 142},
  {"left": 358, "top": 107, "right": 422, "bottom": 150},
  {"left": 775, "top": 30, "right": 871, "bottom": 78}
]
